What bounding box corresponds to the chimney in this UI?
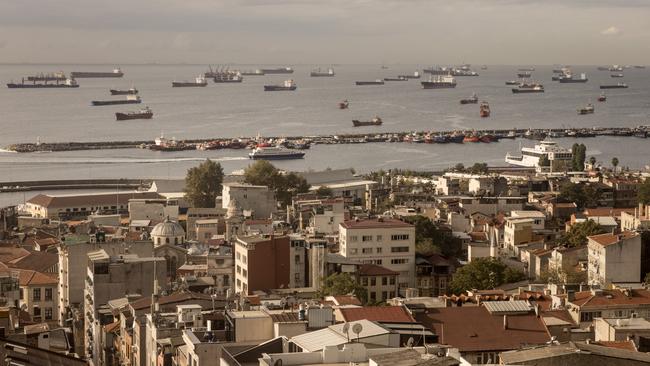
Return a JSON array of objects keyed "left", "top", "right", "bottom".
[{"left": 503, "top": 315, "right": 508, "bottom": 330}]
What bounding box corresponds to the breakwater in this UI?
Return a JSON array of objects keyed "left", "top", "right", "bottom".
[
  {"left": 0, "top": 179, "right": 150, "bottom": 193},
  {"left": 5, "top": 126, "right": 648, "bottom": 153}
]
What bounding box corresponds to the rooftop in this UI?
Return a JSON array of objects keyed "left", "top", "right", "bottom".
[
  {"left": 27, "top": 191, "right": 162, "bottom": 208},
  {"left": 587, "top": 231, "right": 638, "bottom": 247},
  {"left": 358, "top": 264, "right": 398, "bottom": 276},
  {"left": 338, "top": 306, "right": 416, "bottom": 323},
  {"left": 569, "top": 289, "right": 650, "bottom": 308},
  {"left": 340, "top": 218, "right": 413, "bottom": 230}
]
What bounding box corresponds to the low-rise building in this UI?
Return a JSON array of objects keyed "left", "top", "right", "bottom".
[
  {"left": 594, "top": 317, "right": 650, "bottom": 346},
  {"left": 222, "top": 183, "right": 277, "bottom": 219},
  {"left": 358, "top": 264, "right": 399, "bottom": 303},
  {"left": 25, "top": 191, "right": 162, "bottom": 219},
  {"left": 17, "top": 270, "right": 58, "bottom": 323},
  {"left": 566, "top": 288, "right": 650, "bottom": 327}
]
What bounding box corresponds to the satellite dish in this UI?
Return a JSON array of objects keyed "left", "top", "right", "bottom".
[
  {"left": 341, "top": 322, "right": 350, "bottom": 335},
  {"left": 352, "top": 323, "right": 363, "bottom": 335}
]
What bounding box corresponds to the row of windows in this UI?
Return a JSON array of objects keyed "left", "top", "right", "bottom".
[
  {"left": 350, "top": 235, "right": 384, "bottom": 242},
  {"left": 33, "top": 306, "right": 53, "bottom": 320},
  {"left": 64, "top": 205, "right": 123, "bottom": 212},
  {"left": 20, "top": 288, "right": 53, "bottom": 302},
  {"left": 369, "top": 291, "right": 395, "bottom": 302},
  {"left": 361, "top": 276, "right": 396, "bottom": 286},
  {"left": 391, "top": 246, "right": 409, "bottom": 253},
  {"left": 391, "top": 234, "right": 410, "bottom": 241},
  {"left": 391, "top": 259, "right": 409, "bottom": 264}
]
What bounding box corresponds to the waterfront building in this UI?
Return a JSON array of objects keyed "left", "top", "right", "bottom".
[{"left": 25, "top": 192, "right": 162, "bottom": 219}]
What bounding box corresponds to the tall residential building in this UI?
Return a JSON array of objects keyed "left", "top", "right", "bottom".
[
  {"left": 587, "top": 231, "right": 641, "bottom": 286},
  {"left": 339, "top": 218, "right": 415, "bottom": 292},
  {"left": 222, "top": 183, "right": 277, "bottom": 219}
]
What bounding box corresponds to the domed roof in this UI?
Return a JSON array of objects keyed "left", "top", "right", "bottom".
[{"left": 151, "top": 218, "right": 185, "bottom": 238}]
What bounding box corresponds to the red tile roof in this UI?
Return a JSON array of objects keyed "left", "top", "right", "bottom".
[
  {"left": 340, "top": 218, "right": 413, "bottom": 230},
  {"left": 16, "top": 270, "right": 57, "bottom": 286},
  {"left": 591, "top": 340, "right": 637, "bottom": 351},
  {"left": 330, "top": 295, "right": 362, "bottom": 306},
  {"left": 588, "top": 231, "right": 638, "bottom": 247},
  {"left": 570, "top": 289, "right": 650, "bottom": 308},
  {"left": 8, "top": 252, "right": 59, "bottom": 273},
  {"left": 584, "top": 207, "right": 635, "bottom": 218},
  {"left": 358, "top": 264, "right": 398, "bottom": 276},
  {"left": 339, "top": 306, "right": 416, "bottom": 323},
  {"left": 131, "top": 291, "right": 215, "bottom": 310},
  {"left": 416, "top": 306, "right": 550, "bottom": 352}
]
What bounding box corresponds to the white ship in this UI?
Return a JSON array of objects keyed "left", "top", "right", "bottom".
[{"left": 505, "top": 139, "right": 572, "bottom": 168}]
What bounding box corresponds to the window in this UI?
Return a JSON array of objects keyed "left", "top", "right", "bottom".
[
  {"left": 376, "top": 235, "right": 383, "bottom": 241},
  {"left": 223, "top": 275, "right": 230, "bottom": 286},
  {"left": 44, "top": 307, "right": 53, "bottom": 320},
  {"left": 350, "top": 236, "right": 358, "bottom": 242},
  {"left": 294, "top": 273, "right": 300, "bottom": 282},
  {"left": 477, "top": 352, "right": 499, "bottom": 364},
  {"left": 391, "top": 234, "right": 410, "bottom": 241},
  {"left": 389, "top": 291, "right": 395, "bottom": 298},
  {"left": 45, "top": 288, "right": 52, "bottom": 301},
  {"left": 391, "top": 246, "right": 409, "bottom": 253},
  {"left": 33, "top": 288, "right": 41, "bottom": 302},
  {"left": 236, "top": 252, "right": 241, "bottom": 260},
  {"left": 382, "top": 277, "right": 388, "bottom": 286},
  {"left": 19, "top": 288, "right": 23, "bottom": 300},
  {"left": 33, "top": 306, "right": 41, "bottom": 317},
  {"left": 439, "top": 278, "right": 447, "bottom": 292},
  {"left": 580, "top": 311, "right": 602, "bottom": 322},
  {"left": 370, "top": 292, "right": 376, "bottom": 302},
  {"left": 362, "top": 235, "right": 373, "bottom": 242},
  {"left": 242, "top": 269, "right": 247, "bottom": 278},
  {"left": 382, "top": 291, "right": 388, "bottom": 301},
  {"left": 350, "top": 249, "right": 358, "bottom": 255},
  {"left": 295, "top": 255, "right": 301, "bottom": 264},
  {"left": 362, "top": 277, "right": 368, "bottom": 286},
  {"left": 236, "top": 265, "right": 241, "bottom": 274},
  {"left": 242, "top": 255, "right": 247, "bottom": 264},
  {"left": 391, "top": 259, "right": 409, "bottom": 265},
  {"left": 390, "top": 277, "right": 395, "bottom": 285},
  {"left": 370, "top": 277, "right": 376, "bottom": 286},
  {"left": 362, "top": 248, "right": 373, "bottom": 254},
  {"left": 376, "top": 247, "right": 382, "bottom": 254}
]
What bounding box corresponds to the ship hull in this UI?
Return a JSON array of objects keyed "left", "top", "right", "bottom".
[
  {"left": 172, "top": 82, "right": 207, "bottom": 87},
  {"left": 558, "top": 78, "right": 588, "bottom": 83},
  {"left": 71, "top": 72, "right": 123, "bottom": 78},
  {"left": 213, "top": 79, "right": 243, "bottom": 83},
  {"left": 110, "top": 89, "right": 138, "bottom": 95},
  {"left": 355, "top": 81, "right": 384, "bottom": 85},
  {"left": 92, "top": 100, "right": 142, "bottom": 106},
  {"left": 352, "top": 120, "right": 382, "bottom": 127},
  {"left": 421, "top": 82, "right": 456, "bottom": 89},
  {"left": 7, "top": 83, "right": 79, "bottom": 88},
  {"left": 116, "top": 112, "right": 153, "bottom": 121},
  {"left": 260, "top": 69, "right": 293, "bottom": 74},
  {"left": 460, "top": 99, "right": 478, "bottom": 104},
  {"left": 264, "top": 86, "right": 297, "bottom": 91},
  {"left": 512, "top": 88, "right": 544, "bottom": 93},
  {"left": 249, "top": 153, "right": 304, "bottom": 160},
  {"left": 600, "top": 85, "right": 628, "bottom": 89},
  {"left": 310, "top": 73, "right": 335, "bottom": 77}
]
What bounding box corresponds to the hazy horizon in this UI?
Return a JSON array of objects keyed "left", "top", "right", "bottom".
[{"left": 1, "top": 0, "right": 649, "bottom": 65}]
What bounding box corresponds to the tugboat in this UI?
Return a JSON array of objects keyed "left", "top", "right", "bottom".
[
  {"left": 249, "top": 146, "right": 305, "bottom": 160},
  {"left": 91, "top": 94, "right": 141, "bottom": 106},
  {"left": 460, "top": 93, "right": 478, "bottom": 104},
  {"left": 512, "top": 85, "right": 544, "bottom": 93},
  {"left": 577, "top": 103, "right": 594, "bottom": 115},
  {"left": 421, "top": 74, "right": 457, "bottom": 89},
  {"left": 115, "top": 106, "right": 153, "bottom": 121},
  {"left": 172, "top": 75, "right": 208, "bottom": 87},
  {"left": 110, "top": 87, "right": 138, "bottom": 95},
  {"left": 480, "top": 101, "right": 490, "bottom": 117},
  {"left": 71, "top": 68, "right": 123, "bottom": 78},
  {"left": 338, "top": 100, "right": 350, "bottom": 109},
  {"left": 600, "top": 83, "right": 628, "bottom": 89},
  {"left": 355, "top": 79, "right": 384, "bottom": 86},
  {"left": 310, "top": 68, "right": 335, "bottom": 77},
  {"left": 598, "top": 92, "right": 607, "bottom": 102},
  {"left": 7, "top": 77, "right": 79, "bottom": 89},
  {"left": 352, "top": 116, "right": 382, "bottom": 127},
  {"left": 264, "top": 79, "right": 297, "bottom": 91}
]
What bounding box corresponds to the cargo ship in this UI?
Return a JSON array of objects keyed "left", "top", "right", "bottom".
[
  {"left": 110, "top": 87, "right": 138, "bottom": 95},
  {"left": 26, "top": 72, "right": 66, "bottom": 82},
  {"left": 7, "top": 78, "right": 79, "bottom": 88},
  {"left": 451, "top": 69, "right": 479, "bottom": 76},
  {"left": 610, "top": 73, "right": 624, "bottom": 78},
  {"left": 423, "top": 67, "right": 453, "bottom": 75},
  {"left": 384, "top": 77, "right": 407, "bottom": 81},
  {"left": 517, "top": 72, "right": 532, "bottom": 78},
  {"left": 479, "top": 101, "right": 490, "bottom": 117},
  {"left": 421, "top": 75, "right": 456, "bottom": 89},
  {"left": 260, "top": 67, "right": 294, "bottom": 74},
  {"left": 91, "top": 95, "right": 141, "bottom": 106},
  {"left": 172, "top": 76, "right": 208, "bottom": 87},
  {"left": 577, "top": 103, "right": 594, "bottom": 115},
  {"left": 600, "top": 83, "right": 628, "bottom": 89},
  {"left": 356, "top": 80, "right": 384, "bottom": 86},
  {"left": 310, "top": 68, "right": 335, "bottom": 77},
  {"left": 115, "top": 106, "right": 153, "bottom": 120},
  {"left": 71, "top": 68, "right": 123, "bottom": 78},
  {"left": 264, "top": 79, "right": 297, "bottom": 91},
  {"left": 249, "top": 146, "right": 304, "bottom": 160},
  {"left": 352, "top": 117, "right": 382, "bottom": 127},
  {"left": 240, "top": 70, "right": 265, "bottom": 76},
  {"left": 460, "top": 93, "right": 478, "bottom": 104},
  {"left": 558, "top": 73, "right": 588, "bottom": 83},
  {"left": 213, "top": 74, "right": 243, "bottom": 83},
  {"left": 512, "top": 85, "right": 544, "bottom": 93}
]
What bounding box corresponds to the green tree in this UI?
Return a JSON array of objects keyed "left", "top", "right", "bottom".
[
  {"left": 571, "top": 143, "right": 586, "bottom": 171},
  {"left": 243, "top": 161, "right": 310, "bottom": 206},
  {"left": 469, "top": 163, "right": 489, "bottom": 174},
  {"left": 454, "top": 163, "right": 465, "bottom": 172},
  {"left": 318, "top": 272, "right": 368, "bottom": 304},
  {"left": 558, "top": 220, "right": 606, "bottom": 247},
  {"left": 449, "top": 258, "right": 526, "bottom": 294},
  {"left": 588, "top": 156, "right": 597, "bottom": 166},
  {"left": 639, "top": 179, "right": 650, "bottom": 204},
  {"left": 184, "top": 159, "right": 224, "bottom": 208},
  {"left": 314, "top": 186, "right": 333, "bottom": 197},
  {"left": 404, "top": 215, "right": 462, "bottom": 257},
  {"left": 611, "top": 157, "right": 619, "bottom": 173},
  {"left": 558, "top": 182, "right": 601, "bottom": 209}
]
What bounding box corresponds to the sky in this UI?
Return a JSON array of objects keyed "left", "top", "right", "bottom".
[{"left": 1, "top": 0, "right": 649, "bottom": 65}]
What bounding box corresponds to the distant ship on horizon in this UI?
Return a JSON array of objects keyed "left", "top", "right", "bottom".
[{"left": 71, "top": 68, "right": 123, "bottom": 78}]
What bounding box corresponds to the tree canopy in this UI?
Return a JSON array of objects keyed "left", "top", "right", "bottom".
[
  {"left": 318, "top": 272, "right": 368, "bottom": 304},
  {"left": 403, "top": 215, "right": 463, "bottom": 258},
  {"left": 558, "top": 220, "right": 606, "bottom": 247},
  {"left": 558, "top": 182, "right": 601, "bottom": 209},
  {"left": 449, "top": 258, "right": 526, "bottom": 294},
  {"left": 243, "top": 160, "right": 310, "bottom": 206},
  {"left": 639, "top": 179, "right": 650, "bottom": 205},
  {"left": 572, "top": 143, "right": 587, "bottom": 171},
  {"left": 184, "top": 159, "right": 224, "bottom": 208}
]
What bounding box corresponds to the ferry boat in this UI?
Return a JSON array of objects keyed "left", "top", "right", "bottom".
[
  {"left": 479, "top": 101, "right": 490, "bottom": 117},
  {"left": 7, "top": 78, "right": 79, "bottom": 89},
  {"left": 339, "top": 100, "right": 349, "bottom": 109},
  {"left": 600, "top": 83, "right": 628, "bottom": 89},
  {"left": 172, "top": 76, "right": 208, "bottom": 87},
  {"left": 505, "top": 139, "right": 572, "bottom": 168},
  {"left": 512, "top": 85, "right": 544, "bottom": 93},
  {"left": 460, "top": 93, "right": 478, "bottom": 104},
  {"left": 115, "top": 106, "right": 153, "bottom": 121},
  {"left": 71, "top": 68, "right": 123, "bottom": 78},
  {"left": 259, "top": 67, "right": 294, "bottom": 74},
  {"left": 598, "top": 92, "right": 607, "bottom": 102},
  {"left": 352, "top": 117, "right": 382, "bottom": 127},
  {"left": 310, "top": 68, "right": 335, "bottom": 77},
  {"left": 577, "top": 103, "right": 594, "bottom": 115},
  {"left": 249, "top": 146, "right": 305, "bottom": 160},
  {"left": 355, "top": 80, "right": 384, "bottom": 86},
  {"left": 264, "top": 79, "right": 297, "bottom": 91},
  {"left": 421, "top": 75, "right": 456, "bottom": 89},
  {"left": 110, "top": 87, "right": 138, "bottom": 95},
  {"left": 92, "top": 95, "right": 141, "bottom": 106}
]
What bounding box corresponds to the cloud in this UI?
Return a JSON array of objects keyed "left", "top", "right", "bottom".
[{"left": 600, "top": 26, "right": 621, "bottom": 36}]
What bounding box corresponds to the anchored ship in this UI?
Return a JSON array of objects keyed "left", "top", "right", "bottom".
[
  {"left": 600, "top": 83, "right": 628, "bottom": 89},
  {"left": 460, "top": 93, "right": 478, "bottom": 104},
  {"left": 26, "top": 72, "right": 66, "bottom": 82},
  {"left": 517, "top": 72, "right": 532, "bottom": 78},
  {"left": 512, "top": 85, "right": 544, "bottom": 93},
  {"left": 398, "top": 71, "right": 420, "bottom": 79},
  {"left": 577, "top": 103, "right": 594, "bottom": 115},
  {"left": 310, "top": 68, "right": 335, "bottom": 77},
  {"left": 260, "top": 67, "right": 294, "bottom": 74},
  {"left": 249, "top": 146, "right": 304, "bottom": 160},
  {"left": 92, "top": 95, "right": 141, "bottom": 106},
  {"left": 7, "top": 78, "right": 78, "bottom": 89},
  {"left": 115, "top": 106, "right": 153, "bottom": 121},
  {"left": 264, "top": 79, "right": 297, "bottom": 91},
  {"left": 352, "top": 117, "right": 382, "bottom": 127},
  {"left": 240, "top": 70, "right": 265, "bottom": 76},
  {"left": 421, "top": 75, "right": 456, "bottom": 89},
  {"left": 71, "top": 68, "right": 123, "bottom": 78},
  {"left": 356, "top": 79, "right": 384, "bottom": 86},
  {"left": 172, "top": 76, "right": 208, "bottom": 87},
  {"left": 110, "top": 87, "right": 138, "bottom": 95},
  {"left": 558, "top": 72, "right": 588, "bottom": 83}
]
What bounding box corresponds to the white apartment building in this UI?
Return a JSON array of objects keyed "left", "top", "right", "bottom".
[
  {"left": 222, "top": 183, "right": 276, "bottom": 219},
  {"left": 587, "top": 231, "right": 641, "bottom": 286},
  {"left": 339, "top": 218, "right": 415, "bottom": 291}
]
